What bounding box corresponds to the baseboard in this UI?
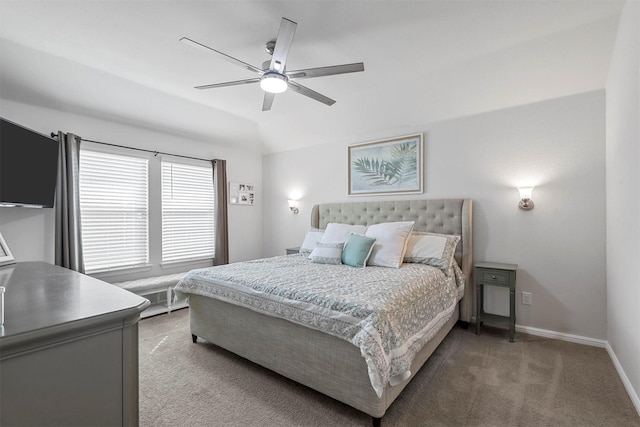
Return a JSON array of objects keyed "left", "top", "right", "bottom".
[
  {"left": 495, "top": 321, "right": 638, "bottom": 416},
  {"left": 470, "top": 316, "right": 607, "bottom": 347},
  {"left": 514, "top": 324, "right": 607, "bottom": 348},
  {"left": 606, "top": 343, "right": 640, "bottom": 416}
]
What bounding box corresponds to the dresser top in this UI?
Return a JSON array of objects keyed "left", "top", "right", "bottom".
[{"left": 0, "top": 262, "right": 149, "bottom": 341}]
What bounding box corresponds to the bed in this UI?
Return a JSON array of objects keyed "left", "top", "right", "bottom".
[{"left": 175, "top": 199, "right": 472, "bottom": 425}]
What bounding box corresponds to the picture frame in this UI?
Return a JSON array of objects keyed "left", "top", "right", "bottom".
[
  {"left": 229, "top": 182, "right": 255, "bottom": 206},
  {"left": 348, "top": 134, "right": 424, "bottom": 196},
  {"left": 0, "top": 232, "right": 15, "bottom": 267}
]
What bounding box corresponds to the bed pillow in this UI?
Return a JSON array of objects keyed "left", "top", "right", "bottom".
[
  {"left": 320, "top": 223, "right": 366, "bottom": 244},
  {"left": 365, "top": 221, "right": 415, "bottom": 268},
  {"left": 403, "top": 232, "right": 461, "bottom": 272},
  {"left": 299, "top": 227, "right": 324, "bottom": 254},
  {"left": 308, "top": 242, "right": 344, "bottom": 265},
  {"left": 341, "top": 234, "right": 376, "bottom": 268}
]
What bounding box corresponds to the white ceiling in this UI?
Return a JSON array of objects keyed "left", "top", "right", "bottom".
[{"left": 0, "top": 1, "right": 624, "bottom": 154}]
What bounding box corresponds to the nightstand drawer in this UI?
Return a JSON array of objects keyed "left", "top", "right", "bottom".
[{"left": 479, "top": 269, "right": 510, "bottom": 285}]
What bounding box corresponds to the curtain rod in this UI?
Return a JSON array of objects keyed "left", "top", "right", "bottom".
[{"left": 50, "top": 132, "right": 211, "bottom": 163}]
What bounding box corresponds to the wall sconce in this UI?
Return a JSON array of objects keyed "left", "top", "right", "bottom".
[
  {"left": 287, "top": 199, "right": 299, "bottom": 214},
  {"left": 517, "top": 187, "right": 534, "bottom": 211}
]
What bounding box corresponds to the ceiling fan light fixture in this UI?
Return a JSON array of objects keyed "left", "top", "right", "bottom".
[
  {"left": 181, "top": 17, "right": 365, "bottom": 110},
  {"left": 260, "top": 73, "right": 288, "bottom": 94}
]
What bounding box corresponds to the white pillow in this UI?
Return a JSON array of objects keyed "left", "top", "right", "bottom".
[
  {"left": 320, "top": 223, "right": 366, "bottom": 244},
  {"left": 308, "top": 242, "right": 344, "bottom": 265},
  {"left": 299, "top": 228, "right": 324, "bottom": 254},
  {"left": 365, "top": 221, "right": 415, "bottom": 268},
  {"left": 404, "top": 232, "right": 461, "bottom": 272}
]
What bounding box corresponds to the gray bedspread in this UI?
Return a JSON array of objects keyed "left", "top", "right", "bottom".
[{"left": 175, "top": 254, "right": 463, "bottom": 396}]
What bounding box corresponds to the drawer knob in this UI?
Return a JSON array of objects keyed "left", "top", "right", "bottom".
[{"left": 492, "top": 275, "right": 497, "bottom": 279}]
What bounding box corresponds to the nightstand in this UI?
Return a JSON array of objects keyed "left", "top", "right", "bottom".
[
  {"left": 475, "top": 262, "right": 518, "bottom": 342},
  {"left": 286, "top": 247, "right": 300, "bottom": 255}
]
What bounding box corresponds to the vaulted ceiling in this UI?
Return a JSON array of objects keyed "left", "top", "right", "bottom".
[{"left": 0, "top": 1, "right": 624, "bottom": 154}]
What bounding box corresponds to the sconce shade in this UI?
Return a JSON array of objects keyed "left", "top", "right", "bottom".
[
  {"left": 518, "top": 187, "right": 534, "bottom": 211},
  {"left": 287, "top": 199, "right": 299, "bottom": 214},
  {"left": 518, "top": 187, "right": 533, "bottom": 199}
]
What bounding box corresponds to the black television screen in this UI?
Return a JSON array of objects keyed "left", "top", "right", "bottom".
[{"left": 0, "top": 118, "right": 60, "bottom": 208}]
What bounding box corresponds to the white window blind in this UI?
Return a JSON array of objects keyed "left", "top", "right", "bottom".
[
  {"left": 161, "top": 161, "right": 215, "bottom": 263},
  {"left": 79, "top": 150, "right": 149, "bottom": 273}
]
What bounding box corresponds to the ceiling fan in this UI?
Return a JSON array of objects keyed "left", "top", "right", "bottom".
[{"left": 180, "top": 17, "right": 365, "bottom": 111}]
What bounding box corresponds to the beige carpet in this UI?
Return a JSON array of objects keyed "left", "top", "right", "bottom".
[{"left": 139, "top": 308, "right": 639, "bottom": 427}]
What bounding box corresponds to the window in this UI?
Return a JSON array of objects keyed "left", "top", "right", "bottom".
[
  {"left": 79, "top": 150, "right": 149, "bottom": 273},
  {"left": 161, "top": 160, "right": 215, "bottom": 263}
]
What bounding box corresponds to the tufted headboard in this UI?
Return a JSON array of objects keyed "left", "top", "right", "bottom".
[{"left": 311, "top": 199, "right": 473, "bottom": 322}]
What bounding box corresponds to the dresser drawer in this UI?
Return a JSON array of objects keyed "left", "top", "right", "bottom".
[{"left": 479, "top": 269, "right": 511, "bottom": 285}]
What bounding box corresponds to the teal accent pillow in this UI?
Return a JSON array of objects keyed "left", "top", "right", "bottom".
[{"left": 342, "top": 234, "right": 376, "bottom": 268}]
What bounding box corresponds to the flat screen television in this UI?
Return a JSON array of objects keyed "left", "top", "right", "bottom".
[{"left": 0, "top": 118, "right": 60, "bottom": 208}]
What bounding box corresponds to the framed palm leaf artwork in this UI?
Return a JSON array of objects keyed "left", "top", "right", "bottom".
[{"left": 348, "top": 134, "right": 423, "bottom": 196}]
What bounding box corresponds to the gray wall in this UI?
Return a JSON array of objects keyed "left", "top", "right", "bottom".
[
  {"left": 263, "top": 90, "right": 606, "bottom": 341},
  {"left": 605, "top": 1, "right": 640, "bottom": 414},
  {"left": 0, "top": 100, "right": 263, "bottom": 283}
]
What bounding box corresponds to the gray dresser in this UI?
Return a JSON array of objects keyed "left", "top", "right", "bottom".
[{"left": 0, "top": 262, "right": 150, "bottom": 426}]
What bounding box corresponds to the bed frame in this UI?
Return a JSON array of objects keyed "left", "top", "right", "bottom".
[{"left": 189, "top": 199, "right": 472, "bottom": 425}]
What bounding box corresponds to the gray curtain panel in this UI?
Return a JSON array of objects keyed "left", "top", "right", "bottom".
[
  {"left": 212, "top": 159, "right": 229, "bottom": 265},
  {"left": 55, "top": 132, "right": 84, "bottom": 273}
]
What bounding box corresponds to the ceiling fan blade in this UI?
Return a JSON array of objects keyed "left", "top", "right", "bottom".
[
  {"left": 288, "top": 82, "right": 336, "bottom": 106},
  {"left": 180, "top": 37, "right": 263, "bottom": 74},
  {"left": 270, "top": 18, "right": 297, "bottom": 72},
  {"left": 262, "top": 92, "right": 275, "bottom": 111},
  {"left": 195, "top": 78, "right": 260, "bottom": 90},
  {"left": 287, "top": 62, "right": 365, "bottom": 80}
]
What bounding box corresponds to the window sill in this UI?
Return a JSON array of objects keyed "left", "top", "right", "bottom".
[
  {"left": 160, "top": 257, "right": 214, "bottom": 270},
  {"left": 89, "top": 263, "right": 153, "bottom": 279}
]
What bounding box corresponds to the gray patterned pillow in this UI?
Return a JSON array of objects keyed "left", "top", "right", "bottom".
[
  {"left": 308, "top": 242, "right": 344, "bottom": 265},
  {"left": 403, "top": 232, "right": 460, "bottom": 272}
]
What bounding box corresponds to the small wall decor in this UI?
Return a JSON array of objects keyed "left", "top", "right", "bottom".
[
  {"left": 348, "top": 134, "right": 423, "bottom": 196},
  {"left": 0, "top": 232, "right": 16, "bottom": 267},
  {"left": 229, "top": 182, "right": 255, "bottom": 205}
]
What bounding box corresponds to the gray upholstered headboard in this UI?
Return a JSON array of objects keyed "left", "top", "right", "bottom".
[{"left": 311, "top": 199, "right": 473, "bottom": 322}]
